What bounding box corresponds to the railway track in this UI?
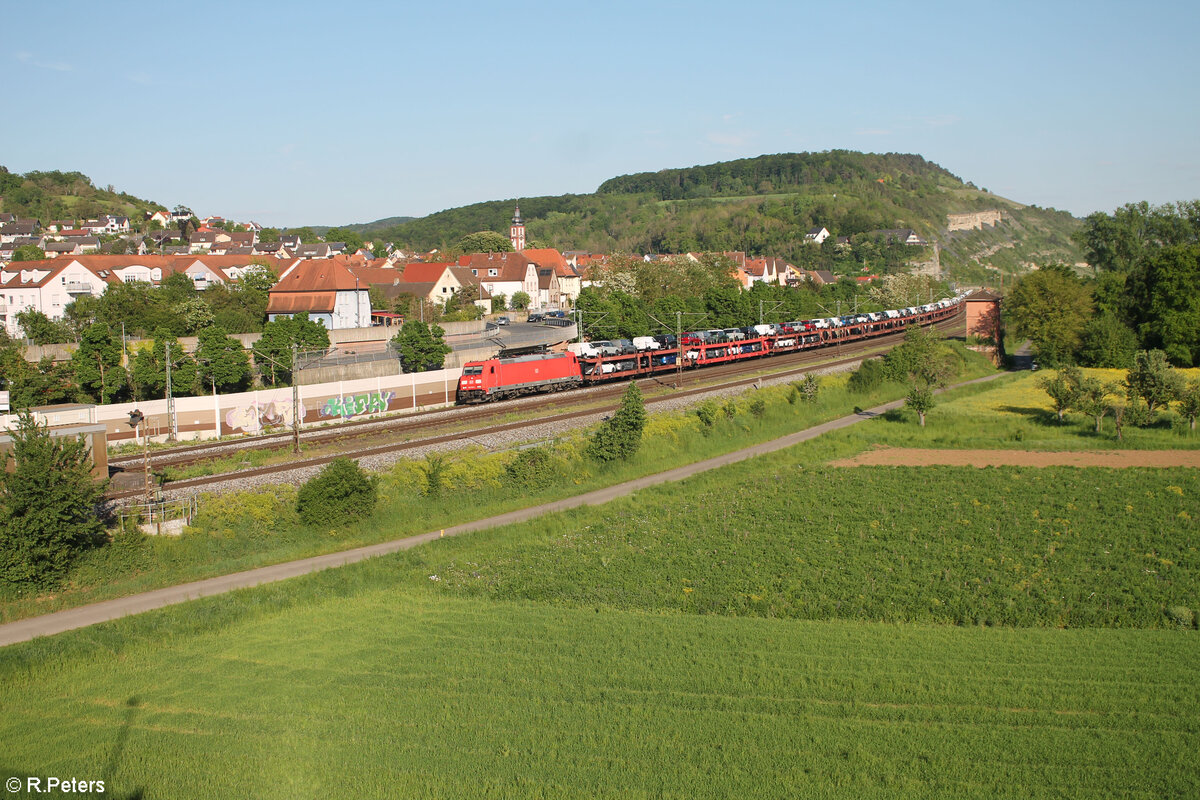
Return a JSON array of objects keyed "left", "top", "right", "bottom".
[{"left": 108, "top": 311, "right": 965, "bottom": 501}]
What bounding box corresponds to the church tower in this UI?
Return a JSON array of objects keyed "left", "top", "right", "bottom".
[{"left": 509, "top": 204, "right": 526, "bottom": 252}]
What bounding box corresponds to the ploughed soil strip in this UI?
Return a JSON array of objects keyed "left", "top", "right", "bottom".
[{"left": 830, "top": 447, "right": 1200, "bottom": 469}]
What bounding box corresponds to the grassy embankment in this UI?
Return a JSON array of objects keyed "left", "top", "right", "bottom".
[{"left": 1, "top": 364, "right": 1196, "bottom": 796}]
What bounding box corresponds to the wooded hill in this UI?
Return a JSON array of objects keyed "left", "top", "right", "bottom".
[
  {"left": 0, "top": 168, "right": 164, "bottom": 224},
  {"left": 352, "top": 151, "right": 1083, "bottom": 282}
]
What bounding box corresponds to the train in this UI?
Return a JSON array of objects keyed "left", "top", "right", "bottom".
[{"left": 456, "top": 293, "right": 969, "bottom": 403}]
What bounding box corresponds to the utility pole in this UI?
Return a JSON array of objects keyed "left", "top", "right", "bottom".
[
  {"left": 165, "top": 341, "right": 176, "bottom": 442},
  {"left": 677, "top": 311, "right": 683, "bottom": 379},
  {"left": 758, "top": 300, "right": 763, "bottom": 325},
  {"left": 291, "top": 342, "right": 300, "bottom": 455}
]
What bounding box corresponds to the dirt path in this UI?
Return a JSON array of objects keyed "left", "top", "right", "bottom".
[{"left": 831, "top": 447, "right": 1200, "bottom": 468}]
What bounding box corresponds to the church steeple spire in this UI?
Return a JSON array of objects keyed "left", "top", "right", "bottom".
[{"left": 509, "top": 202, "right": 526, "bottom": 251}]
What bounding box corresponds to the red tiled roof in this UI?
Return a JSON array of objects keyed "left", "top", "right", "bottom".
[
  {"left": 394, "top": 262, "right": 453, "bottom": 283},
  {"left": 272, "top": 259, "right": 363, "bottom": 293},
  {"left": 521, "top": 248, "right": 574, "bottom": 276},
  {"left": 266, "top": 292, "right": 336, "bottom": 314}
]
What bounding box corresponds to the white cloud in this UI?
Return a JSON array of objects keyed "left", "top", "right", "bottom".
[
  {"left": 14, "top": 51, "right": 72, "bottom": 72},
  {"left": 706, "top": 131, "right": 754, "bottom": 149}
]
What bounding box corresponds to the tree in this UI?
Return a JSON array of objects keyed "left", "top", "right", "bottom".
[
  {"left": 322, "top": 227, "right": 365, "bottom": 254},
  {"left": 286, "top": 227, "right": 320, "bottom": 244},
  {"left": 0, "top": 412, "right": 106, "bottom": 591},
  {"left": 1125, "top": 349, "right": 1184, "bottom": 415},
  {"left": 173, "top": 204, "right": 196, "bottom": 242},
  {"left": 131, "top": 328, "right": 198, "bottom": 400},
  {"left": 160, "top": 271, "right": 196, "bottom": 305},
  {"left": 1126, "top": 243, "right": 1200, "bottom": 366},
  {"left": 1177, "top": 379, "right": 1200, "bottom": 431},
  {"left": 11, "top": 244, "right": 45, "bottom": 262},
  {"left": 252, "top": 313, "right": 329, "bottom": 385},
  {"left": 510, "top": 291, "right": 531, "bottom": 311},
  {"left": 239, "top": 263, "right": 278, "bottom": 294},
  {"left": 62, "top": 295, "right": 101, "bottom": 341},
  {"left": 259, "top": 226, "right": 281, "bottom": 241},
  {"left": 586, "top": 381, "right": 648, "bottom": 462},
  {"left": 1073, "top": 376, "right": 1116, "bottom": 433},
  {"left": 457, "top": 230, "right": 513, "bottom": 253},
  {"left": 885, "top": 325, "right": 955, "bottom": 427},
  {"left": 174, "top": 297, "right": 215, "bottom": 334},
  {"left": 1078, "top": 312, "right": 1138, "bottom": 369},
  {"left": 71, "top": 323, "right": 124, "bottom": 403},
  {"left": 391, "top": 321, "right": 451, "bottom": 373},
  {"left": 1005, "top": 265, "right": 1093, "bottom": 366},
  {"left": 368, "top": 286, "right": 388, "bottom": 312},
  {"left": 194, "top": 326, "right": 250, "bottom": 393},
  {"left": 491, "top": 293, "right": 508, "bottom": 312},
  {"left": 1038, "top": 367, "right": 1083, "bottom": 422},
  {"left": 371, "top": 241, "right": 389, "bottom": 259},
  {"left": 14, "top": 309, "right": 71, "bottom": 345}
]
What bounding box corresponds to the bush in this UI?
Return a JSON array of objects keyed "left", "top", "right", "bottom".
[
  {"left": 795, "top": 374, "right": 820, "bottom": 403},
  {"left": 1165, "top": 606, "right": 1195, "bottom": 629},
  {"left": 504, "top": 448, "right": 559, "bottom": 487},
  {"left": 695, "top": 400, "right": 718, "bottom": 430},
  {"left": 296, "top": 458, "right": 378, "bottom": 526},
  {"left": 847, "top": 358, "right": 888, "bottom": 394},
  {"left": 418, "top": 453, "right": 449, "bottom": 498},
  {"left": 748, "top": 398, "right": 766, "bottom": 418}
]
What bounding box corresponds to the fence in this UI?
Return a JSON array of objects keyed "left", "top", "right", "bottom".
[{"left": 118, "top": 496, "right": 198, "bottom": 536}]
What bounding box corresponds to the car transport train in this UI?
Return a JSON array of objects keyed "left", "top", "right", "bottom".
[{"left": 456, "top": 293, "right": 968, "bottom": 403}]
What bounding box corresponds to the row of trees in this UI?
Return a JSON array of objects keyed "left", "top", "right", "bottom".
[
  {"left": 0, "top": 312, "right": 333, "bottom": 409},
  {"left": 1039, "top": 350, "right": 1200, "bottom": 435},
  {"left": 15, "top": 265, "right": 277, "bottom": 346},
  {"left": 1006, "top": 201, "right": 1200, "bottom": 367}
]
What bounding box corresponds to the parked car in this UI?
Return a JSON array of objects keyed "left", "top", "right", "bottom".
[
  {"left": 654, "top": 334, "right": 678, "bottom": 349},
  {"left": 632, "top": 336, "right": 661, "bottom": 351},
  {"left": 527, "top": 312, "right": 545, "bottom": 323},
  {"left": 496, "top": 316, "right": 510, "bottom": 326}
]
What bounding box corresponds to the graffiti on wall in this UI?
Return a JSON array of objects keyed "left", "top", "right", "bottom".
[
  {"left": 321, "top": 390, "right": 394, "bottom": 419},
  {"left": 225, "top": 400, "right": 302, "bottom": 433}
]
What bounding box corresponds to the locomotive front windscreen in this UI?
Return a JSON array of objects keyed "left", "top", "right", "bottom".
[{"left": 463, "top": 365, "right": 483, "bottom": 375}]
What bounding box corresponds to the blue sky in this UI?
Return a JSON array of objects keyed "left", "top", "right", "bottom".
[{"left": 4, "top": 0, "right": 1198, "bottom": 227}]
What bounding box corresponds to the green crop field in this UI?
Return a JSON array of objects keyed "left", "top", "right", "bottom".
[
  {"left": 406, "top": 465, "right": 1200, "bottom": 628},
  {"left": 1, "top": 590, "right": 1195, "bottom": 799}
]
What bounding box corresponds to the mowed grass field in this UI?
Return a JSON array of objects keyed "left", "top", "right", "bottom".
[{"left": 1, "top": 590, "right": 1196, "bottom": 799}]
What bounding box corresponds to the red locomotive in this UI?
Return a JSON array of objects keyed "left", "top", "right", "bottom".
[{"left": 457, "top": 351, "right": 583, "bottom": 403}]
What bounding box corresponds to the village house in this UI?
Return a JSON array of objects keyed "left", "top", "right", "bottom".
[{"left": 266, "top": 258, "right": 371, "bottom": 330}]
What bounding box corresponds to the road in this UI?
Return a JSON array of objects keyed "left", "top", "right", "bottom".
[{"left": 0, "top": 372, "right": 1005, "bottom": 647}]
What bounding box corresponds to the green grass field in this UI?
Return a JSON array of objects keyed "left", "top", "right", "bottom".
[
  {"left": 1, "top": 590, "right": 1195, "bottom": 799},
  {"left": 3, "top": 361, "right": 1199, "bottom": 796}
]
